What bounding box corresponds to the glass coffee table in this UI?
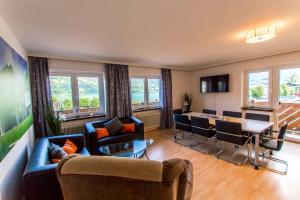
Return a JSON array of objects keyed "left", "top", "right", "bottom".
[{"left": 99, "top": 139, "right": 154, "bottom": 159}]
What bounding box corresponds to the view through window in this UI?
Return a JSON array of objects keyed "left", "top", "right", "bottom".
[
  {"left": 50, "top": 76, "right": 73, "bottom": 114},
  {"left": 130, "top": 77, "right": 161, "bottom": 109},
  {"left": 78, "top": 77, "right": 100, "bottom": 113},
  {"left": 247, "top": 71, "right": 270, "bottom": 107}
]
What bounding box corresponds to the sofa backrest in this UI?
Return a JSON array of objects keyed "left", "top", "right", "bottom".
[{"left": 57, "top": 155, "right": 193, "bottom": 200}]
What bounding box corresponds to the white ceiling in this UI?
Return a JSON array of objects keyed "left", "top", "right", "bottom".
[{"left": 0, "top": 0, "right": 300, "bottom": 70}]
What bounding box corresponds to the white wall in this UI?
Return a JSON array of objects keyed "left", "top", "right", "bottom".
[
  {"left": 0, "top": 16, "right": 34, "bottom": 200},
  {"left": 172, "top": 70, "right": 192, "bottom": 109},
  {"left": 49, "top": 58, "right": 105, "bottom": 73},
  {"left": 190, "top": 51, "right": 300, "bottom": 119}
]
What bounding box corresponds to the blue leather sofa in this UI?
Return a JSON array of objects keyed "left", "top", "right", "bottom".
[
  {"left": 85, "top": 116, "right": 144, "bottom": 155},
  {"left": 23, "top": 134, "right": 90, "bottom": 200}
]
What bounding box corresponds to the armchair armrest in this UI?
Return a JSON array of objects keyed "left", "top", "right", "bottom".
[
  {"left": 85, "top": 122, "right": 98, "bottom": 154},
  {"left": 260, "top": 135, "right": 286, "bottom": 142},
  {"left": 130, "top": 116, "right": 144, "bottom": 139},
  {"left": 162, "top": 158, "right": 193, "bottom": 200}
]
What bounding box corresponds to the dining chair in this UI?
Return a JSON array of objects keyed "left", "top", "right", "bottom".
[
  {"left": 223, "top": 111, "right": 242, "bottom": 118},
  {"left": 245, "top": 113, "right": 270, "bottom": 122},
  {"left": 259, "top": 122, "right": 289, "bottom": 175},
  {"left": 215, "top": 120, "right": 251, "bottom": 165},
  {"left": 202, "top": 109, "right": 216, "bottom": 115},
  {"left": 173, "top": 114, "right": 191, "bottom": 142},
  {"left": 190, "top": 116, "right": 217, "bottom": 154},
  {"left": 173, "top": 109, "right": 183, "bottom": 114}
]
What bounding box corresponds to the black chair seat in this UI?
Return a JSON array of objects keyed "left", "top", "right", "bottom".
[
  {"left": 173, "top": 109, "right": 183, "bottom": 114},
  {"left": 174, "top": 114, "right": 191, "bottom": 132},
  {"left": 223, "top": 111, "right": 242, "bottom": 118},
  {"left": 192, "top": 127, "right": 215, "bottom": 138},
  {"left": 203, "top": 109, "right": 216, "bottom": 115},
  {"left": 216, "top": 134, "right": 248, "bottom": 146},
  {"left": 260, "top": 140, "right": 278, "bottom": 151},
  {"left": 245, "top": 113, "right": 270, "bottom": 122},
  {"left": 191, "top": 116, "right": 215, "bottom": 138}
]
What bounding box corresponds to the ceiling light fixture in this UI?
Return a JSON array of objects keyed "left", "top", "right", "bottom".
[{"left": 246, "top": 26, "right": 276, "bottom": 43}]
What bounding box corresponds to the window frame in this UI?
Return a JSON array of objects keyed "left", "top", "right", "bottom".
[
  {"left": 50, "top": 72, "right": 105, "bottom": 117},
  {"left": 130, "top": 76, "right": 162, "bottom": 110},
  {"left": 245, "top": 69, "right": 273, "bottom": 108}
]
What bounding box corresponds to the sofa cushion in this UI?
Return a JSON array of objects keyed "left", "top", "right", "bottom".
[
  {"left": 96, "top": 127, "right": 110, "bottom": 139},
  {"left": 121, "top": 123, "right": 135, "bottom": 133},
  {"left": 103, "top": 117, "right": 123, "bottom": 136},
  {"left": 49, "top": 143, "right": 68, "bottom": 163},
  {"left": 63, "top": 139, "right": 78, "bottom": 155}
]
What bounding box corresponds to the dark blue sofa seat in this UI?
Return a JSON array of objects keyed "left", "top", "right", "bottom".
[{"left": 85, "top": 116, "right": 144, "bottom": 155}]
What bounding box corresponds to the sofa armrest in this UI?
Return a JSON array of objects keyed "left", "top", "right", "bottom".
[
  {"left": 177, "top": 160, "right": 193, "bottom": 200},
  {"left": 85, "top": 122, "right": 98, "bottom": 154},
  {"left": 162, "top": 158, "right": 193, "bottom": 200},
  {"left": 48, "top": 134, "right": 85, "bottom": 150},
  {"left": 130, "top": 116, "right": 144, "bottom": 139}
]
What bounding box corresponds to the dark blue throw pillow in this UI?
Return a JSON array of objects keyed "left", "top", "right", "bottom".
[{"left": 103, "top": 117, "right": 123, "bottom": 136}]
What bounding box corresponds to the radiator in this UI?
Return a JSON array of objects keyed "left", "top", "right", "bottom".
[
  {"left": 61, "top": 125, "right": 85, "bottom": 135},
  {"left": 134, "top": 111, "right": 161, "bottom": 131}
]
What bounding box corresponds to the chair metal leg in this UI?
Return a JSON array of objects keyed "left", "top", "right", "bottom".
[
  {"left": 259, "top": 149, "right": 288, "bottom": 175},
  {"left": 215, "top": 140, "right": 250, "bottom": 166},
  {"left": 191, "top": 136, "right": 217, "bottom": 154},
  {"left": 215, "top": 141, "right": 224, "bottom": 158}
]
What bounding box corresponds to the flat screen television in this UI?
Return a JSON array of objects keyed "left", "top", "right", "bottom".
[{"left": 200, "top": 74, "right": 229, "bottom": 93}]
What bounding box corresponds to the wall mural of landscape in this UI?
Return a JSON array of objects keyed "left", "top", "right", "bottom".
[{"left": 0, "top": 37, "right": 32, "bottom": 161}]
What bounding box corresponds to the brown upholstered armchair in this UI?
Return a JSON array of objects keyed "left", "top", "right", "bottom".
[{"left": 57, "top": 155, "right": 193, "bottom": 200}]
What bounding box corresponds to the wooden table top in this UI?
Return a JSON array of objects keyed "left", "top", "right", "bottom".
[{"left": 183, "top": 112, "right": 274, "bottom": 134}]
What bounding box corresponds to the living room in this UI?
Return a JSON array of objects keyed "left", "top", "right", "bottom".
[{"left": 1, "top": 1, "right": 300, "bottom": 200}]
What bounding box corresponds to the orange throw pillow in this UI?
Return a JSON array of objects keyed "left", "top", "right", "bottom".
[
  {"left": 121, "top": 123, "right": 135, "bottom": 133},
  {"left": 96, "top": 127, "right": 110, "bottom": 139},
  {"left": 63, "top": 139, "right": 78, "bottom": 155}
]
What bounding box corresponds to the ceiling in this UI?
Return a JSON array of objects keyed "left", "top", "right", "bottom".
[{"left": 0, "top": 0, "right": 300, "bottom": 70}]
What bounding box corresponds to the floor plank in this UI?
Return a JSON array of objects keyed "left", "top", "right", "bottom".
[{"left": 145, "top": 129, "right": 300, "bottom": 200}]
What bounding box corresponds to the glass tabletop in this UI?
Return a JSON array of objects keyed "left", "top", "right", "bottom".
[{"left": 99, "top": 139, "right": 154, "bottom": 158}]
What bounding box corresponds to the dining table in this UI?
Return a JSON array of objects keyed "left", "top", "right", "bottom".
[{"left": 182, "top": 112, "right": 274, "bottom": 170}]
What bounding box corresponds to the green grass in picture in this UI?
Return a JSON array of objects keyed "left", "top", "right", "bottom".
[{"left": 0, "top": 113, "right": 33, "bottom": 161}]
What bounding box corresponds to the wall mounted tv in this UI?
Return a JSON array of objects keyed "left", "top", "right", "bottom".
[{"left": 200, "top": 74, "right": 229, "bottom": 93}]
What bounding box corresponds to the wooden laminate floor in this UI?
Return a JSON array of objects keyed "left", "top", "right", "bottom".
[{"left": 145, "top": 129, "right": 300, "bottom": 200}]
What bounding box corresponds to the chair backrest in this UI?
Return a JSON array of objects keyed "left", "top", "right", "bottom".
[
  {"left": 173, "top": 109, "right": 183, "bottom": 114},
  {"left": 277, "top": 122, "right": 288, "bottom": 151},
  {"left": 202, "top": 109, "right": 216, "bottom": 115},
  {"left": 57, "top": 155, "right": 193, "bottom": 200},
  {"left": 191, "top": 116, "right": 214, "bottom": 138},
  {"left": 223, "top": 111, "right": 242, "bottom": 118},
  {"left": 215, "top": 120, "right": 245, "bottom": 145},
  {"left": 245, "top": 113, "right": 270, "bottom": 122},
  {"left": 174, "top": 114, "right": 191, "bottom": 132}
]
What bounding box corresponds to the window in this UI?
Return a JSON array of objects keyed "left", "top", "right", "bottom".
[
  {"left": 50, "top": 73, "right": 105, "bottom": 117},
  {"left": 130, "top": 77, "right": 161, "bottom": 109},
  {"left": 50, "top": 76, "right": 73, "bottom": 114},
  {"left": 247, "top": 70, "right": 271, "bottom": 107},
  {"left": 78, "top": 76, "right": 101, "bottom": 113}
]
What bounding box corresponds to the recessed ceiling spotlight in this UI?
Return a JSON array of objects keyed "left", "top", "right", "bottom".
[{"left": 246, "top": 26, "right": 276, "bottom": 43}]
